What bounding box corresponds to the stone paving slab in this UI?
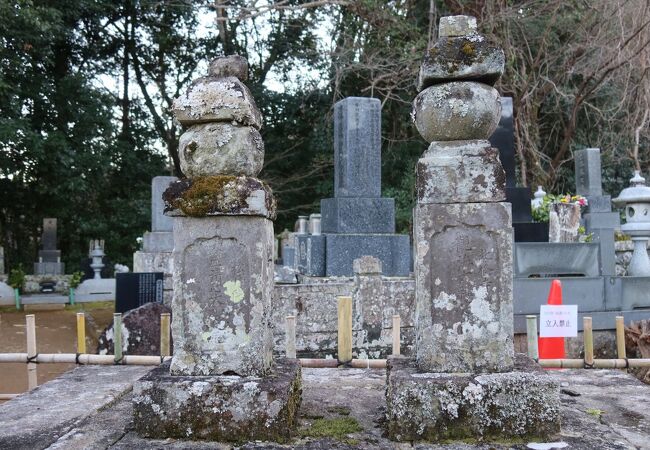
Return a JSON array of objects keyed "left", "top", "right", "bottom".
[
  {"left": 0, "top": 365, "right": 151, "bottom": 450},
  {"left": 2, "top": 366, "right": 650, "bottom": 449}
]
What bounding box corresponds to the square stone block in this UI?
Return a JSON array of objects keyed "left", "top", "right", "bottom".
[
  {"left": 151, "top": 176, "right": 178, "bottom": 232},
  {"left": 297, "top": 235, "right": 326, "bottom": 277},
  {"left": 507, "top": 186, "right": 533, "bottom": 222},
  {"left": 385, "top": 355, "right": 561, "bottom": 442},
  {"left": 133, "top": 251, "right": 173, "bottom": 274},
  {"left": 281, "top": 246, "right": 296, "bottom": 269},
  {"left": 33, "top": 262, "right": 65, "bottom": 276},
  {"left": 142, "top": 231, "right": 173, "bottom": 253},
  {"left": 513, "top": 222, "right": 549, "bottom": 242},
  {"left": 584, "top": 212, "right": 620, "bottom": 230},
  {"left": 585, "top": 195, "right": 612, "bottom": 213},
  {"left": 38, "top": 249, "right": 61, "bottom": 263},
  {"left": 414, "top": 202, "right": 514, "bottom": 373},
  {"left": 170, "top": 216, "right": 274, "bottom": 377},
  {"left": 417, "top": 141, "right": 505, "bottom": 204},
  {"left": 324, "top": 233, "right": 411, "bottom": 277},
  {"left": 321, "top": 197, "right": 396, "bottom": 233},
  {"left": 133, "top": 359, "right": 301, "bottom": 442}
]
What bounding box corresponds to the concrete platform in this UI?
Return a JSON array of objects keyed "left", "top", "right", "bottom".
[{"left": 1, "top": 364, "right": 650, "bottom": 448}]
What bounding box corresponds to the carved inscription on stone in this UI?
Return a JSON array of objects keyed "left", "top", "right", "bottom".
[{"left": 181, "top": 236, "right": 251, "bottom": 353}]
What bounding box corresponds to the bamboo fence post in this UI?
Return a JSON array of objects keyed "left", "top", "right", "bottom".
[
  {"left": 392, "top": 315, "right": 401, "bottom": 356},
  {"left": 113, "top": 313, "right": 123, "bottom": 364},
  {"left": 526, "top": 315, "right": 539, "bottom": 360},
  {"left": 615, "top": 316, "right": 626, "bottom": 360},
  {"left": 160, "top": 313, "right": 170, "bottom": 357},
  {"left": 337, "top": 296, "right": 352, "bottom": 364},
  {"left": 583, "top": 316, "right": 594, "bottom": 367},
  {"left": 285, "top": 315, "right": 296, "bottom": 359},
  {"left": 76, "top": 312, "right": 86, "bottom": 354},
  {"left": 26, "top": 314, "right": 37, "bottom": 390}
]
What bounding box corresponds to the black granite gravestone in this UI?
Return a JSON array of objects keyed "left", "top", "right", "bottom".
[
  {"left": 115, "top": 272, "right": 164, "bottom": 314},
  {"left": 489, "top": 97, "right": 548, "bottom": 242}
]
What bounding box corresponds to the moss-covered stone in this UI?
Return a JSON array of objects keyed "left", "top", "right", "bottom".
[
  {"left": 300, "top": 417, "right": 362, "bottom": 440},
  {"left": 385, "top": 354, "right": 561, "bottom": 442},
  {"left": 418, "top": 35, "right": 504, "bottom": 91},
  {"left": 162, "top": 175, "right": 276, "bottom": 219},
  {"left": 132, "top": 359, "right": 302, "bottom": 442}
]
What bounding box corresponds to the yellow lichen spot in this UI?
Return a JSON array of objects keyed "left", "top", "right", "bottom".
[
  {"left": 223, "top": 280, "right": 244, "bottom": 303},
  {"left": 201, "top": 331, "right": 211, "bottom": 342},
  {"left": 461, "top": 41, "right": 475, "bottom": 57}
]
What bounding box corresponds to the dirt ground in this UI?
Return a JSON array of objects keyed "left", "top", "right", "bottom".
[{"left": 0, "top": 302, "right": 114, "bottom": 399}]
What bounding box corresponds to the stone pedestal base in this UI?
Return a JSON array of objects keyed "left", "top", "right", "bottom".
[
  {"left": 385, "top": 354, "right": 560, "bottom": 442},
  {"left": 33, "top": 261, "right": 65, "bottom": 275},
  {"left": 324, "top": 233, "right": 411, "bottom": 277},
  {"left": 133, "top": 359, "right": 301, "bottom": 442}
]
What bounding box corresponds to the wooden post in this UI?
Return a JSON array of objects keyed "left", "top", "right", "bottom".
[
  {"left": 337, "top": 296, "right": 352, "bottom": 364},
  {"left": 285, "top": 315, "right": 296, "bottom": 359},
  {"left": 615, "top": 315, "right": 626, "bottom": 359},
  {"left": 392, "top": 315, "right": 401, "bottom": 356},
  {"left": 583, "top": 316, "right": 594, "bottom": 367},
  {"left": 526, "top": 315, "right": 539, "bottom": 360},
  {"left": 26, "top": 314, "right": 37, "bottom": 390},
  {"left": 113, "top": 313, "right": 123, "bottom": 364},
  {"left": 76, "top": 312, "right": 86, "bottom": 354},
  {"left": 160, "top": 313, "right": 170, "bottom": 357}
]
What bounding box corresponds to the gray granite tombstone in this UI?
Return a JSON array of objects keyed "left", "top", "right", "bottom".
[
  {"left": 134, "top": 176, "right": 178, "bottom": 304},
  {"left": 318, "top": 97, "right": 411, "bottom": 277},
  {"left": 143, "top": 176, "right": 177, "bottom": 252},
  {"left": 574, "top": 148, "right": 618, "bottom": 276},
  {"left": 34, "top": 218, "right": 65, "bottom": 275}
]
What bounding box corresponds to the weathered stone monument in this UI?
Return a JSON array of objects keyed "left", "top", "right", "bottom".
[
  {"left": 0, "top": 245, "right": 4, "bottom": 275},
  {"left": 385, "top": 16, "right": 560, "bottom": 441},
  {"left": 133, "top": 176, "right": 178, "bottom": 303},
  {"left": 132, "top": 55, "right": 301, "bottom": 441},
  {"left": 34, "top": 218, "right": 65, "bottom": 275},
  {"left": 298, "top": 97, "right": 411, "bottom": 277}
]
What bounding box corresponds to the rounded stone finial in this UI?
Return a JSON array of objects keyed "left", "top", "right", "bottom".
[
  {"left": 208, "top": 55, "right": 248, "bottom": 81},
  {"left": 438, "top": 15, "right": 477, "bottom": 38}
]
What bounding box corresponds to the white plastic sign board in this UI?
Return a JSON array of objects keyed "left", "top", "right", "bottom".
[{"left": 539, "top": 305, "right": 578, "bottom": 337}]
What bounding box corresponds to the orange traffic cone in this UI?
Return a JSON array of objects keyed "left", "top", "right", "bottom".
[{"left": 538, "top": 279, "right": 566, "bottom": 360}]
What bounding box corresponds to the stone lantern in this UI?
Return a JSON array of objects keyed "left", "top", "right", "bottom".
[
  {"left": 89, "top": 239, "right": 105, "bottom": 280},
  {"left": 613, "top": 170, "right": 650, "bottom": 276}
]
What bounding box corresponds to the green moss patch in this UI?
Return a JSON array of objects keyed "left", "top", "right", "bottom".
[{"left": 300, "top": 417, "right": 363, "bottom": 441}]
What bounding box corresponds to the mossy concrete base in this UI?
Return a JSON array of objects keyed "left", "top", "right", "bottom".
[
  {"left": 132, "top": 358, "right": 301, "bottom": 442},
  {"left": 385, "top": 354, "right": 560, "bottom": 442}
]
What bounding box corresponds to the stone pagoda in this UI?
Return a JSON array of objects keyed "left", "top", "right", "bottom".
[
  {"left": 385, "top": 16, "right": 560, "bottom": 442},
  {"left": 132, "top": 55, "right": 301, "bottom": 442}
]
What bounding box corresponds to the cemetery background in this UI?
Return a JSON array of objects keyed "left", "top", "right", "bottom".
[
  {"left": 2, "top": 1, "right": 650, "bottom": 274},
  {"left": 1, "top": 2, "right": 650, "bottom": 447}
]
